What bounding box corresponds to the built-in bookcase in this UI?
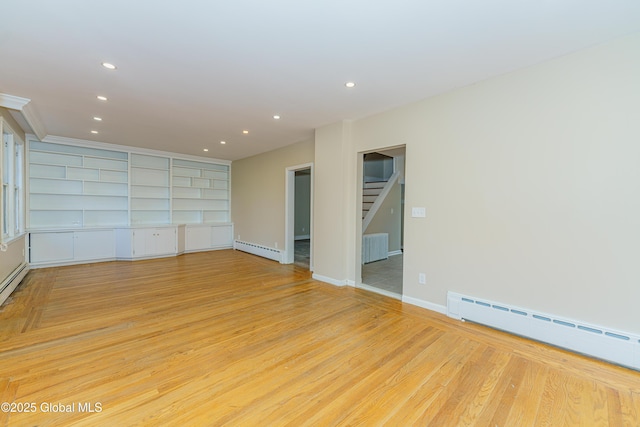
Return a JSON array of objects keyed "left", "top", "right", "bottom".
[
  {"left": 130, "top": 154, "right": 171, "bottom": 225},
  {"left": 28, "top": 141, "right": 129, "bottom": 228},
  {"left": 28, "top": 140, "right": 231, "bottom": 230},
  {"left": 172, "top": 159, "right": 230, "bottom": 223}
]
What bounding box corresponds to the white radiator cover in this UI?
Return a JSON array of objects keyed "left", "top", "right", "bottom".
[
  {"left": 362, "top": 233, "right": 388, "bottom": 264},
  {"left": 447, "top": 292, "right": 640, "bottom": 371},
  {"left": 234, "top": 240, "right": 282, "bottom": 263},
  {"left": 0, "top": 262, "right": 29, "bottom": 305}
]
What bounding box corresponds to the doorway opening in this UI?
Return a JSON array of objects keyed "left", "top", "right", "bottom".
[
  {"left": 359, "top": 147, "right": 405, "bottom": 298},
  {"left": 285, "top": 163, "right": 313, "bottom": 270}
]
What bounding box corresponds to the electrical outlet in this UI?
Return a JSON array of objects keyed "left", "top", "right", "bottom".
[{"left": 418, "top": 273, "right": 426, "bottom": 285}]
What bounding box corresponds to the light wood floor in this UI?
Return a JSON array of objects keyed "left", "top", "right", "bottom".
[{"left": 1, "top": 250, "right": 639, "bottom": 426}]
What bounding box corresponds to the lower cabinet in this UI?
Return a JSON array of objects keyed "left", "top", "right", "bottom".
[
  {"left": 115, "top": 226, "right": 177, "bottom": 260},
  {"left": 185, "top": 224, "right": 233, "bottom": 252},
  {"left": 29, "top": 229, "right": 116, "bottom": 265},
  {"left": 29, "top": 223, "right": 232, "bottom": 266}
]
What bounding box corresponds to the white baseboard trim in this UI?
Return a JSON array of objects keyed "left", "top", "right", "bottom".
[
  {"left": 312, "top": 273, "right": 347, "bottom": 287},
  {"left": 358, "top": 283, "right": 401, "bottom": 300},
  {"left": 345, "top": 280, "right": 355, "bottom": 287},
  {"left": 295, "top": 235, "right": 311, "bottom": 241},
  {"left": 388, "top": 250, "right": 403, "bottom": 257},
  {"left": 402, "top": 295, "right": 447, "bottom": 315}
]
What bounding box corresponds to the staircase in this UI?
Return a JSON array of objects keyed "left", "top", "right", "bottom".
[
  {"left": 362, "top": 181, "right": 386, "bottom": 219},
  {"left": 362, "top": 172, "right": 400, "bottom": 232}
]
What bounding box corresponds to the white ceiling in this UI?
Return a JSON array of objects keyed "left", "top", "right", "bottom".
[{"left": 2, "top": 1, "right": 640, "bottom": 161}]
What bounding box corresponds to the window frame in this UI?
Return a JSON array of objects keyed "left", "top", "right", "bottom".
[{"left": 1, "top": 117, "right": 25, "bottom": 243}]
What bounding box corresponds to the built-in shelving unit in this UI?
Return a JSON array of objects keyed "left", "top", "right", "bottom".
[
  {"left": 28, "top": 141, "right": 129, "bottom": 228},
  {"left": 172, "top": 159, "right": 230, "bottom": 224},
  {"left": 27, "top": 138, "right": 233, "bottom": 267},
  {"left": 130, "top": 153, "right": 171, "bottom": 225}
]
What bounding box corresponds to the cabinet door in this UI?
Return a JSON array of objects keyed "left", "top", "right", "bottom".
[
  {"left": 30, "top": 232, "right": 74, "bottom": 263},
  {"left": 132, "top": 229, "right": 148, "bottom": 257},
  {"left": 186, "top": 226, "right": 212, "bottom": 251},
  {"left": 211, "top": 225, "right": 232, "bottom": 248},
  {"left": 74, "top": 230, "right": 116, "bottom": 261},
  {"left": 152, "top": 228, "right": 176, "bottom": 255}
]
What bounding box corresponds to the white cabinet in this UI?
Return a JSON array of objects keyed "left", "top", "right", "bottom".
[
  {"left": 30, "top": 229, "right": 116, "bottom": 265},
  {"left": 30, "top": 232, "right": 74, "bottom": 263},
  {"left": 116, "top": 226, "right": 177, "bottom": 259},
  {"left": 74, "top": 230, "right": 117, "bottom": 261},
  {"left": 185, "top": 224, "right": 233, "bottom": 252}
]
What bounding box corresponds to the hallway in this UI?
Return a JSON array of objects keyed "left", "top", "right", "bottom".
[{"left": 362, "top": 253, "right": 403, "bottom": 296}]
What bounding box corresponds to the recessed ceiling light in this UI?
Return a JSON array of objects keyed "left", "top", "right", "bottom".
[
  {"left": 242, "top": 130, "right": 249, "bottom": 134},
  {"left": 91, "top": 130, "right": 99, "bottom": 134},
  {"left": 97, "top": 95, "right": 108, "bottom": 101},
  {"left": 345, "top": 82, "right": 356, "bottom": 88},
  {"left": 101, "top": 62, "right": 117, "bottom": 70},
  {"left": 203, "top": 148, "right": 209, "bottom": 152},
  {"left": 220, "top": 141, "right": 226, "bottom": 145},
  {"left": 93, "top": 117, "right": 102, "bottom": 121},
  {"left": 273, "top": 115, "right": 281, "bottom": 120}
]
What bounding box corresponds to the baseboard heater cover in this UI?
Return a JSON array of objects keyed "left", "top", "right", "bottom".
[
  {"left": 447, "top": 291, "right": 640, "bottom": 371},
  {"left": 0, "top": 262, "right": 29, "bottom": 305},
  {"left": 234, "top": 240, "right": 282, "bottom": 263}
]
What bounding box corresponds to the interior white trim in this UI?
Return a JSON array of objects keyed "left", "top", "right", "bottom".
[
  {"left": 358, "top": 282, "right": 401, "bottom": 300},
  {"left": 402, "top": 295, "right": 448, "bottom": 315},
  {"left": 284, "top": 163, "right": 313, "bottom": 269},
  {"left": 20, "top": 103, "right": 47, "bottom": 140},
  {"left": 312, "top": 273, "right": 347, "bottom": 287},
  {"left": 40, "top": 134, "right": 231, "bottom": 165},
  {"left": 0, "top": 94, "right": 46, "bottom": 140},
  {"left": 0, "top": 93, "right": 30, "bottom": 110}
]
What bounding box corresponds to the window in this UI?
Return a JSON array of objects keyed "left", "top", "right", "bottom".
[{"left": 1, "top": 118, "right": 24, "bottom": 241}]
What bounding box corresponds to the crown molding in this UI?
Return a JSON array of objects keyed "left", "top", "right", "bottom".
[
  {"left": 40, "top": 134, "right": 232, "bottom": 165},
  {"left": 0, "top": 93, "right": 47, "bottom": 140}
]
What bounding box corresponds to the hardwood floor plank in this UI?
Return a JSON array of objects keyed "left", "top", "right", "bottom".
[{"left": 0, "top": 249, "right": 639, "bottom": 426}]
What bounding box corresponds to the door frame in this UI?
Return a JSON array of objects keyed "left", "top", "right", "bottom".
[
  {"left": 284, "top": 162, "right": 313, "bottom": 270},
  {"left": 356, "top": 145, "right": 405, "bottom": 295}
]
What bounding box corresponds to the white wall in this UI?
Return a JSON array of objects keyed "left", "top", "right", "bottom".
[
  {"left": 314, "top": 32, "right": 640, "bottom": 333},
  {"left": 231, "top": 139, "right": 314, "bottom": 250}
]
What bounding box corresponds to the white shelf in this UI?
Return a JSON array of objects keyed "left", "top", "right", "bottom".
[
  {"left": 130, "top": 154, "right": 171, "bottom": 225},
  {"left": 28, "top": 140, "right": 231, "bottom": 229},
  {"left": 171, "top": 159, "right": 230, "bottom": 224},
  {"left": 28, "top": 141, "right": 130, "bottom": 229}
]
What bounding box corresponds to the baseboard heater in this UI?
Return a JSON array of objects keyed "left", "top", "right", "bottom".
[
  {"left": 0, "top": 262, "right": 29, "bottom": 305},
  {"left": 234, "top": 240, "right": 282, "bottom": 263},
  {"left": 362, "top": 233, "right": 388, "bottom": 264},
  {"left": 447, "top": 291, "right": 640, "bottom": 371}
]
